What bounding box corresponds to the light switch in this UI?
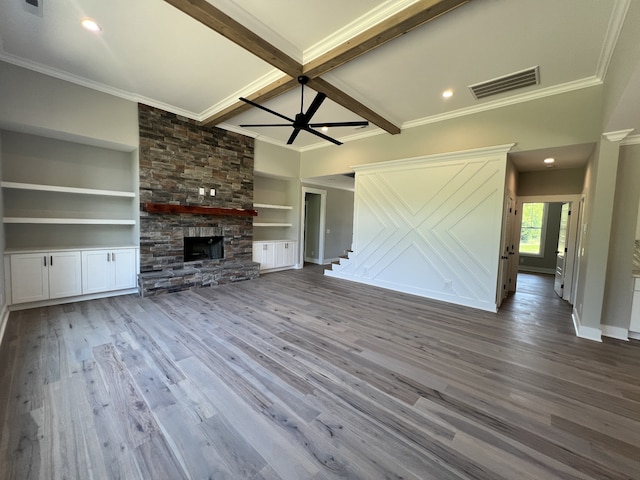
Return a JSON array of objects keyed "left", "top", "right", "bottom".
[
  {"left": 198, "top": 187, "right": 205, "bottom": 195},
  {"left": 210, "top": 188, "right": 216, "bottom": 196}
]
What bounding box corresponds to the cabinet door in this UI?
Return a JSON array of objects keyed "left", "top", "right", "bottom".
[
  {"left": 284, "top": 241, "right": 297, "bottom": 266},
  {"left": 82, "top": 250, "right": 111, "bottom": 294},
  {"left": 111, "top": 248, "right": 137, "bottom": 290},
  {"left": 257, "top": 242, "right": 276, "bottom": 270},
  {"left": 10, "top": 253, "right": 49, "bottom": 303},
  {"left": 48, "top": 251, "right": 82, "bottom": 299}
]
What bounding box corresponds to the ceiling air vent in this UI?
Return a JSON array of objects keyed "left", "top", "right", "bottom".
[
  {"left": 23, "top": 0, "right": 43, "bottom": 17},
  {"left": 469, "top": 66, "right": 539, "bottom": 100}
]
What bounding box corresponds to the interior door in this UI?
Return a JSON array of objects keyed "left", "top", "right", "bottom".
[
  {"left": 554, "top": 203, "right": 570, "bottom": 297},
  {"left": 497, "top": 195, "right": 515, "bottom": 307}
]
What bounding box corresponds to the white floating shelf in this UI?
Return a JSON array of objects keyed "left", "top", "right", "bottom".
[
  {"left": 254, "top": 203, "right": 293, "bottom": 210},
  {"left": 1, "top": 181, "right": 136, "bottom": 198},
  {"left": 253, "top": 222, "right": 293, "bottom": 227},
  {"left": 4, "top": 217, "right": 136, "bottom": 225}
]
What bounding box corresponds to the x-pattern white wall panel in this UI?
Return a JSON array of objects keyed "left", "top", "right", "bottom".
[{"left": 327, "top": 145, "right": 512, "bottom": 312}]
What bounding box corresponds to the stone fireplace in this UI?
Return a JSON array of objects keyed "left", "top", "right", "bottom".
[{"left": 137, "top": 104, "right": 259, "bottom": 296}]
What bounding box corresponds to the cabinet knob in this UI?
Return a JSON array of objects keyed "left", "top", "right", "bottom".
[
  {"left": 107, "top": 252, "right": 111, "bottom": 262},
  {"left": 112, "top": 252, "right": 116, "bottom": 261},
  {"left": 44, "top": 255, "right": 47, "bottom": 267}
]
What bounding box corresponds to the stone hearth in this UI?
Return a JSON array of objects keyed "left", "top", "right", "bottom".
[{"left": 138, "top": 104, "right": 259, "bottom": 295}]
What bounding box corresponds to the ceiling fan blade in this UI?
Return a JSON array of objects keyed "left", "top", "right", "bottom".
[
  {"left": 303, "top": 92, "right": 327, "bottom": 123},
  {"left": 287, "top": 128, "right": 302, "bottom": 145},
  {"left": 239, "top": 123, "right": 293, "bottom": 127},
  {"left": 239, "top": 97, "right": 295, "bottom": 123},
  {"left": 308, "top": 121, "right": 369, "bottom": 128},
  {"left": 301, "top": 126, "right": 343, "bottom": 146}
]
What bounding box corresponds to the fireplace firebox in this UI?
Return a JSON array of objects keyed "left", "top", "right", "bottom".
[{"left": 184, "top": 236, "right": 224, "bottom": 262}]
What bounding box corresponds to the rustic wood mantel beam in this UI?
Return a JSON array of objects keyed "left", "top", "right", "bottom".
[{"left": 145, "top": 203, "right": 257, "bottom": 217}]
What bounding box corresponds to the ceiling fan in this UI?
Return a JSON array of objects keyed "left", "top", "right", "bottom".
[{"left": 239, "top": 76, "right": 369, "bottom": 146}]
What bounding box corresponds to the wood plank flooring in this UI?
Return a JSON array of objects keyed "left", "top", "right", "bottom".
[{"left": 1, "top": 269, "right": 640, "bottom": 479}]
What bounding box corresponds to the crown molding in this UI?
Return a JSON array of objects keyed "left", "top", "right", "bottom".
[
  {"left": 596, "top": 0, "right": 631, "bottom": 80},
  {"left": 196, "top": 69, "right": 287, "bottom": 122},
  {"left": 621, "top": 133, "right": 640, "bottom": 146},
  {"left": 603, "top": 128, "right": 634, "bottom": 142},
  {"left": 303, "top": 0, "right": 418, "bottom": 64},
  {"left": 403, "top": 76, "right": 603, "bottom": 130},
  {"left": 0, "top": 52, "right": 202, "bottom": 121}
]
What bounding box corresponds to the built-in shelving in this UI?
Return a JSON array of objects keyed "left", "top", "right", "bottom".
[
  {"left": 3, "top": 217, "right": 136, "bottom": 225},
  {"left": 0, "top": 130, "right": 138, "bottom": 251},
  {"left": 1, "top": 181, "right": 136, "bottom": 197},
  {"left": 254, "top": 203, "right": 293, "bottom": 210},
  {"left": 253, "top": 222, "right": 293, "bottom": 227}
]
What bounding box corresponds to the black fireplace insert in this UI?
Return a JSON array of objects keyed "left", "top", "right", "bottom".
[{"left": 184, "top": 236, "right": 224, "bottom": 262}]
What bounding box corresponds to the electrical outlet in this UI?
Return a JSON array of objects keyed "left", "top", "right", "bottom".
[
  {"left": 210, "top": 188, "right": 216, "bottom": 196},
  {"left": 198, "top": 187, "right": 205, "bottom": 195}
]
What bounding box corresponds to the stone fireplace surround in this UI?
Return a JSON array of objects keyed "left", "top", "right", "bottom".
[{"left": 138, "top": 104, "right": 259, "bottom": 296}]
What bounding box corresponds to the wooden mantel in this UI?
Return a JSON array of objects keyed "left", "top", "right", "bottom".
[{"left": 144, "top": 203, "right": 257, "bottom": 217}]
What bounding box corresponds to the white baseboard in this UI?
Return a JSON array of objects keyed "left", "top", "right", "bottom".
[
  {"left": 8, "top": 288, "right": 139, "bottom": 311},
  {"left": 304, "top": 256, "right": 321, "bottom": 264},
  {"left": 629, "top": 331, "right": 640, "bottom": 341},
  {"left": 601, "top": 324, "right": 629, "bottom": 341},
  {"left": 0, "top": 305, "right": 9, "bottom": 347},
  {"left": 572, "top": 308, "right": 602, "bottom": 342}
]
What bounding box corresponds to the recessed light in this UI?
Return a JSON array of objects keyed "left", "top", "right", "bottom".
[
  {"left": 442, "top": 89, "right": 453, "bottom": 98},
  {"left": 321, "top": 126, "right": 329, "bottom": 132},
  {"left": 543, "top": 157, "right": 555, "bottom": 164},
  {"left": 82, "top": 18, "right": 102, "bottom": 32}
]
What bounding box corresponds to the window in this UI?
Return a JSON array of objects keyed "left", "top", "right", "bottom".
[{"left": 519, "top": 202, "right": 547, "bottom": 256}]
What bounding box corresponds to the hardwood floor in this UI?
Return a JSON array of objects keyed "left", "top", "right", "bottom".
[{"left": 1, "top": 269, "right": 639, "bottom": 479}]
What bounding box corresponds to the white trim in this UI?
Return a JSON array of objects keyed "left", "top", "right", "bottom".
[
  {"left": 402, "top": 77, "right": 602, "bottom": 130},
  {"left": 353, "top": 143, "right": 516, "bottom": 173},
  {"left": 601, "top": 324, "right": 629, "bottom": 341},
  {"left": 572, "top": 308, "right": 602, "bottom": 342},
  {"left": 629, "top": 331, "right": 640, "bottom": 341},
  {"left": 596, "top": 0, "right": 632, "bottom": 80},
  {"left": 0, "top": 305, "right": 9, "bottom": 348},
  {"left": 602, "top": 129, "right": 635, "bottom": 142},
  {"left": 300, "top": 187, "right": 327, "bottom": 269},
  {"left": 7, "top": 288, "right": 139, "bottom": 311},
  {"left": 621, "top": 134, "right": 640, "bottom": 146},
  {"left": 302, "top": 0, "right": 418, "bottom": 63}
]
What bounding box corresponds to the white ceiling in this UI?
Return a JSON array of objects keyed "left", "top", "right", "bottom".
[{"left": 0, "top": 0, "right": 636, "bottom": 171}]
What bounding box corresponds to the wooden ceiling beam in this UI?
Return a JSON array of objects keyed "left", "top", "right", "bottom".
[
  {"left": 201, "top": 75, "right": 299, "bottom": 126},
  {"left": 307, "top": 77, "right": 401, "bottom": 135},
  {"left": 303, "top": 0, "right": 470, "bottom": 79},
  {"left": 164, "top": 0, "right": 301, "bottom": 78},
  {"left": 167, "top": 0, "right": 469, "bottom": 138}
]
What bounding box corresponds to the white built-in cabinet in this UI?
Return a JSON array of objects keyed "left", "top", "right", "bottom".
[
  {"left": 10, "top": 251, "right": 82, "bottom": 304},
  {"left": 1, "top": 130, "right": 140, "bottom": 307},
  {"left": 253, "top": 241, "right": 297, "bottom": 272},
  {"left": 82, "top": 248, "right": 138, "bottom": 294},
  {"left": 253, "top": 174, "right": 298, "bottom": 272}
]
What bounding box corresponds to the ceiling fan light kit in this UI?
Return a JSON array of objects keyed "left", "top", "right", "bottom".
[{"left": 239, "top": 75, "right": 369, "bottom": 146}]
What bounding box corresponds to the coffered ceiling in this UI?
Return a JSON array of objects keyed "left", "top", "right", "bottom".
[{"left": 0, "top": 0, "right": 635, "bottom": 155}]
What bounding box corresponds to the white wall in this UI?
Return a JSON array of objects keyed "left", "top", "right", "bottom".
[{"left": 328, "top": 145, "right": 511, "bottom": 312}]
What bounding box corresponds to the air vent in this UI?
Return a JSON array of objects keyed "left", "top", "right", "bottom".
[
  {"left": 23, "top": 0, "right": 43, "bottom": 17},
  {"left": 469, "top": 66, "right": 539, "bottom": 100}
]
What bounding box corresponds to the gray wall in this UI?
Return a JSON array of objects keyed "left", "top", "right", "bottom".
[
  {"left": 519, "top": 203, "right": 563, "bottom": 273},
  {"left": 304, "top": 193, "right": 321, "bottom": 262},
  {"left": 602, "top": 144, "right": 640, "bottom": 329},
  {"left": 518, "top": 168, "right": 585, "bottom": 196},
  {"left": 323, "top": 187, "right": 354, "bottom": 262}
]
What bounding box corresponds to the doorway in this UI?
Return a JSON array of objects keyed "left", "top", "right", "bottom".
[
  {"left": 513, "top": 194, "right": 582, "bottom": 305},
  {"left": 300, "top": 187, "right": 326, "bottom": 266}
]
